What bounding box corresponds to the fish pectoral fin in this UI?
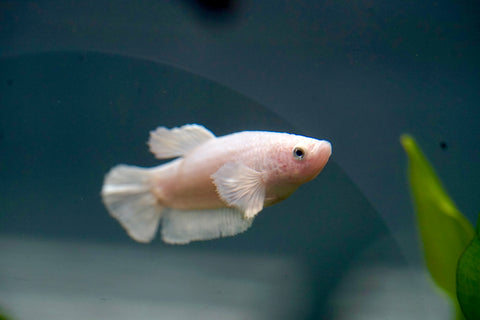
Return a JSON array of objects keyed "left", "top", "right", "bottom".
[
  {"left": 211, "top": 162, "right": 265, "bottom": 219},
  {"left": 161, "top": 208, "right": 253, "bottom": 244},
  {"left": 148, "top": 124, "right": 215, "bottom": 159}
]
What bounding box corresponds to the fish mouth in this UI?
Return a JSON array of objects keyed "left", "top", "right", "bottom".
[
  {"left": 310, "top": 140, "right": 332, "bottom": 175},
  {"left": 314, "top": 140, "right": 332, "bottom": 159}
]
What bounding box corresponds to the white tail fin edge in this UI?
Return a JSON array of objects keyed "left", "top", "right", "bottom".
[{"left": 101, "top": 165, "right": 164, "bottom": 243}]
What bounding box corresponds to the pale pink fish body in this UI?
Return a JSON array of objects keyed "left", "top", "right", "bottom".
[{"left": 101, "top": 124, "right": 332, "bottom": 244}]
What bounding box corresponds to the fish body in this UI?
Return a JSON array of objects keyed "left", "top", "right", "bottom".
[{"left": 101, "top": 124, "right": 332, "bottom": 244}]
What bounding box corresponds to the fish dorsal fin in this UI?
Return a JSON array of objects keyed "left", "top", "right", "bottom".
[
  {"left": 211, "top": 162, "right": 265, "bottom": 219},
  {"left": 161, "top": 208, "right": 253, "bottom": 244},
  {"left": 148, "top": 124, "right": 215, "bottom": 159}
]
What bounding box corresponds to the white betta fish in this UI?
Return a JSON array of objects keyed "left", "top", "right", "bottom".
[{"left": 101, "top": 124, "right": 332, "bottom": 244}]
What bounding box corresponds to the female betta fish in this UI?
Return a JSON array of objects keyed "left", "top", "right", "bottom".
[{"left": 101, "top": 124, "right": 332, "bottom": 244}]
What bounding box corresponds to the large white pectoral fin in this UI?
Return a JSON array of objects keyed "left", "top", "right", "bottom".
[
  {"left": 211, "top": 162, "right": 266, "bottom": 218},
  {"left": 161, "top": 208, "right": 253, "bottom": 244},
  {"left": 148, "top": 124, "right": 216, "bottom": 159}
]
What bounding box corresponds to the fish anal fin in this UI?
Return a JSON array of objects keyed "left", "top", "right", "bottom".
[
  {"left": 148, "top": 124, "right": 215, "bottom": 159},
  {"left": 161, "top": 208, "right": 253, "bottom": 244}
]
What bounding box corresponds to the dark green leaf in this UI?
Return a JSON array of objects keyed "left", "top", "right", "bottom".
[{"left": 457, "top": 215, "right": 480, "bottom": 320}]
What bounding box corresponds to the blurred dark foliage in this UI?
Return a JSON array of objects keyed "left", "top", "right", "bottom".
[
  {"left": 197, "top": 0, "right": 233, "bottom": 11},
  {"left": 183, "top": 0, "right": 240, "bottom": 24}
]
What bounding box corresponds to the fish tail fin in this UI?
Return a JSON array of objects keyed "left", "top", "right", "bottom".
[{"left": 101, "top": 164, "right": 164, "bottom": 243}]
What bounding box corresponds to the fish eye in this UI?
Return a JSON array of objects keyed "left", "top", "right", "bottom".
[{"left": 293, "top": 147, "right": 305, "bottom": 160}]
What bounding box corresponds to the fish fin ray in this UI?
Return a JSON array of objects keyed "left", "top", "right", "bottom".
[
  {"left": 211, "top": 162, "right": 265, "bottom": 218},
  {"left": 148, "top": 124, "right": 215, "bottom": 159},
  {"left": 161, "top": 208, "right": 253, "bottom": 244},
  {"left": 101, "top": 165, "right": 164, "bottom": 243}
]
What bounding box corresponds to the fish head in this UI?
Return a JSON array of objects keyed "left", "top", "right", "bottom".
[
  {"left": 263, "top": 134, "right": 332, "bottom": 205},
  {"left": 280, "top": 135, "right": 332, "bottom": 185}
]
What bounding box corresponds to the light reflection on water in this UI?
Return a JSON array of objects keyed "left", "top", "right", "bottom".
[{"left": 0, "top": 236, "right": 310, "bottom": 320}]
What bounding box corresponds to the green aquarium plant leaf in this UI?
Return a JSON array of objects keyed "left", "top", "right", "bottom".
[
  {"left": 0, "top": 312, "right": 12, "bottom": 320},
  {"left": 400, "top": 134, "right": 475, "bottom": 320},
  {"left": 457, "top": 214, "right": 480, "bottom": 320}
]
